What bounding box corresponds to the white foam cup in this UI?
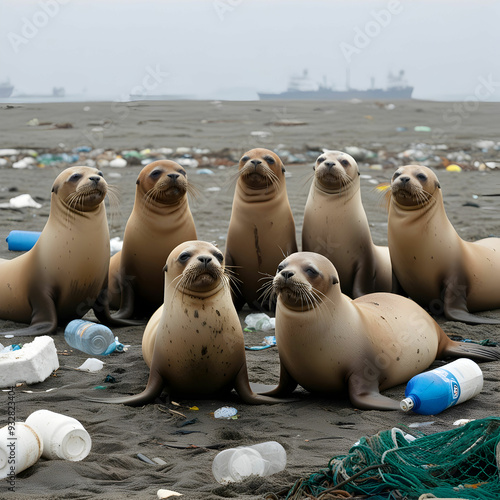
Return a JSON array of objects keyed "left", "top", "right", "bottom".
[
  {"left": 25, "top": 410, "right": 91, "bottom": 461},
  {"left": 0, "top": 422, "right": 43, "bottom": 479}
]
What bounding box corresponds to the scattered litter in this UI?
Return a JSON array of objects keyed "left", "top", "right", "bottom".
[
  {"left": 137, "top": 453, "right": 156, "bottom": 465},
  {"left": 414, "top": 126, "right": 432, "bottom": 132},
  {"left": 408, "top": 421, "right": 435, "bottom": 428},
  {"left": 250, "top": 130, "right": 272, "bottom": 138},
  {"left": 0, "top": 194, "right": 42, "bottom": 209},
  {"left": 205, "top": 186, "right": 221, "bottom": 192},
  {"left": 27, "top": 118, "right": 40, "bottom": 127},
  {"left": 0, "top": 336, "right": 59, "bottom": 388},
  {"left": 446, "top": 164, "right": 462, "bottom": 172},
  {"left": 246, "top": 336, "right": 277, "bottom": 351},
  {"left": 177, "top": 157, "right": 198, "bottom": 168},
  {"left": 77, "top": 358, "right": 104, "bottom": 372},
  {"left": 0, "top": 343, "right": 21, "bottom": 353},
  {"left": 454, "top": 419, "right": 474, "bottom": 426},
  {"left": 266, "top": 119, "right": 308, "bottom": 126},
  {"left": 6, "top": 230, "right": 41, "bottom": 251},
  {"left": 109, "top": 157, "right": 127, "bottom": 168},
  {"left": 153, "top": 457, "right": 168, "bottom": 465},
  {"left": 157, "top": 489, "right": 182, "bottom": 499},
  {"left": 110, "top": 236, "right": 123, "bottom": 255},
  {"left": 196, "top": 168, "right": 214, "bottom": 175},
  {"left": 244, "top": 313, "right": 275, "bottom": 331},
  {"left": 214, "top": 407, "right": 238, "bottom": 420}
]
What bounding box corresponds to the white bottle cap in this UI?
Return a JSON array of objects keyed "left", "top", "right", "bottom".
[
  {"left": 25, "top": 410, "right": 91, "bottom": 461},
  {"left": 400, "top": 397, "right": 414, "bottom": 412}
]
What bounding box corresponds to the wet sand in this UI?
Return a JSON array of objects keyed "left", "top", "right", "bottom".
[{"left": 1, "top": 99, "right": 500, "bottom": 499}]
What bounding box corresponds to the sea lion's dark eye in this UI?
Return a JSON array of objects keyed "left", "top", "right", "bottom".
[
  {"left": 341, "top": 159, "right": 349, "bottom": 167},
  {"left": 69, "top": 173, "right": 82, "bottom": 182},
  {"left": 150, "top": 169, "right": 162, "bottom": 179},
  {"left": 416, "top": 173, "right": 427, "bottom": 181},
  {"left": 393, "top": 171, "right": 401, "bottom": 180},
  {"left": 179, "top": 252, "right": 191, "bottom": 263},
  {"left": 241, "top": 156, "right": 250, "bottom": 162},
  {"left": 317, "top": 157, "right": 325, "bottom": 163},
  {"left": 265, "top": 156, "right": 275, "bottom": 165},
  {"left": 97, "top": 171, "right": 104, "bottom": 177},
  {"left": 179, "top": 169, "right": 187, "bottom": 177},
  {"left": 214, "top": 252, "right": 223, "bottom": 263},
  {"left": 305, "top": 267, "right": 319, "bottom": 277},
  {"left": 277, "top": 263, "right": 286, "bottom": 273}
]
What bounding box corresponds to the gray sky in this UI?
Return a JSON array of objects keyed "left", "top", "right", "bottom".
[{"left": 1, "top": 0, "right": 499, "bottom": 101}]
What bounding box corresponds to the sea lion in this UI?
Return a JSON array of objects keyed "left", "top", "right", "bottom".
[
  {"left": 0, "top": 166, "right": 134, "bottom": 337},
  {"left": 108, "top": 160, "right": 197, "bottom": 319},
  {"left": 224, "top": 148, "right": 297, "bottom": 310},
  {"left": 302, "top": 150, "right": 392, "bottom": 298},
  {"left": 260, "top": 251, "right": 500, "bottom": 410},
  {"left": 91, "top": 241, "right": 286, "bottom": 405},
  {"left": 388, "top": 165, "right": 500, "bottom": 324}
]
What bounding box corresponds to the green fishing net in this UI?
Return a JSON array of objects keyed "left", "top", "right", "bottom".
[{"left": 281, "top": 417, "right": 500, "bottom": 499}]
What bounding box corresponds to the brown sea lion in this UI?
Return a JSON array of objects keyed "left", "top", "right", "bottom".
[
  {"left": 388, "top": 165, "right": 500, "bottom": 324},
  {"left": 224, "top": 148, "right": 297, "bottom": 310},
  {"left": 302, "top": 150, "right": 392, "bottom": 298},
  {"left": 260, "top": 251, "right": 500, "bottom": 410},
  {"left": 0, "top": 166, "right": 134, "bottom": 337},
  {"left": 90, "top": 241, "right": 287, "bottom": 405},
  {"left": 108, "top": 160, "right": 197, "bottom": 319}
]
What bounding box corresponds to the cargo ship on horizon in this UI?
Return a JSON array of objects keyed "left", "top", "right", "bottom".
[{"left": 258, "top": 69, "right": 413, "bottom": 101}]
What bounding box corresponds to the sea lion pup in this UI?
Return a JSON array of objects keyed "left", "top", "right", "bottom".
[
  {"left": 302, "top": 150, "right": 392, "bottom": 298},
  {"left": 90, "top": 241, "right": 286, "bottom": 405},
  {"left": 0, "top": 166, "right": 135, "bottom": 337},
  {"left": 225, "top": 148, "right": 297, "bottom": 310},
  {"left": 108, "top": 160, "right": 197, "bottom": 319},
  {"left": 260, "top": 252, "right": 500, "bottom": 410},
  {"left": 388, "top": 165, "right": 500, "bottom": 324}
]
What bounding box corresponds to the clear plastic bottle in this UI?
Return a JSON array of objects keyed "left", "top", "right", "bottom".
[
  {"left": 400, "top": 358, "right": 483, "bottom": 415},
  {"left": 64, "top": 320, "right": 116, "bottom": 356},
  {"left": 212, "top": 441, "right": 286, "bottom": 484}
]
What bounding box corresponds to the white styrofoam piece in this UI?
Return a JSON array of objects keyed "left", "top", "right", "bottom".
[{"left": 0, "top": 336, "right": 59, "bottom": 388}]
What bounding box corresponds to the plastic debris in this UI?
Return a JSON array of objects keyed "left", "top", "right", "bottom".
[
  {"left": 77, "top": 358, "right": 104, "bottom": 372},
  {"left": 0, "top": 336, "right": 59, "bottom": 388},
  {"left": 109, "top": 157, "right": 127, "bottom": 168},
  {"left": 196, "top": 168, "right": 214, "bottom": 175},
  {"left": 153, "top": 457, "right": 168, "bottom": 465},
  {"left": 244, "top": 313, "right": 275, "bottom": 331},
  {"left": 157, "top": 489, "right": 182, "bottom": 499},
  {"left": 445, "top": 164, "right": 462, "bottom": 172},
  {"left": 137, "top": 453, "right": 156, "bottom": 465},
  {"left": 0, "top": 194, "right": 42, "bottom": 209},
  {"left": 214, "top": 406, "right": 238, "bottom": 419},
  {"left": 414, "top": 126, "right": 432, "bottom": 132},
  {"left": 110, "top": 236, "right": 123, "bottom": 255}
]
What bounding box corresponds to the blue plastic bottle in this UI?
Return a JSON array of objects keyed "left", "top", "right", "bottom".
[
  {"left": 64, "top": 320, "right": 119, "bottom": 356},
  {"left": 6, "top": 230, "right": 42, "bottom": 251},
  {"left": 400, "top": 358, "right": 483, "bottom": 415}
]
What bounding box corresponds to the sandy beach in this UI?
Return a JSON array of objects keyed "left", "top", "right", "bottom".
[{"left": 1, "top": 99, "right": 500, "bottom": 499}]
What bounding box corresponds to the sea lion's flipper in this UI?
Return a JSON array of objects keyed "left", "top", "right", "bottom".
[
  {"left": 347, "top": 373, "right": 400, "bottom": 410},
  {"left": 93, "top": 284, "right": 145, "bottom": 327},
  {"left": 439, "top": 340, "right": 500, "bottom": 362},
  {"left": 86, "top": 368, "right": 165, "bottom": 406},
  {"left": 443, "top": 283, "right": 500, "bottom": 325},
  {"left": 3, "top": 290, "right": 58, "bottom": 337},
  {"left": 257, "top": 363, "right": 298, "bottom": 398},
  {"left": 111, "top": 274, "right": 137, "bottom": 320},
  {"left": 233, "top": 362, "right": 295, "bottom": 404}
]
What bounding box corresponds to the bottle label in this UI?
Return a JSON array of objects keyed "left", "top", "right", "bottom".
[
  {"left": 435, "top": 368, "right": 461, "bottom": 407},
  {"left": 78, "top": 322, "right": 93, "bottom": 338}
]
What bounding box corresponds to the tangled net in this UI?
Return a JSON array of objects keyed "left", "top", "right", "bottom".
[{"left": 267, "top": 417, "right": 500, "bottom": 500}]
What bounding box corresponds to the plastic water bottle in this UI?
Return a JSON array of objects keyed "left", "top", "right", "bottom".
[
  {"left": 400, "top": 359, "right": 483, "bottom": 415},
  {"left": 6, "top": 230, "right": 42, "bottom": 251},
  {"left": 212, "top": 441, "right": 286, "bottom": 484},
  {"left": 64, "top": 320, "right": 117, "bottom": 356}
]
